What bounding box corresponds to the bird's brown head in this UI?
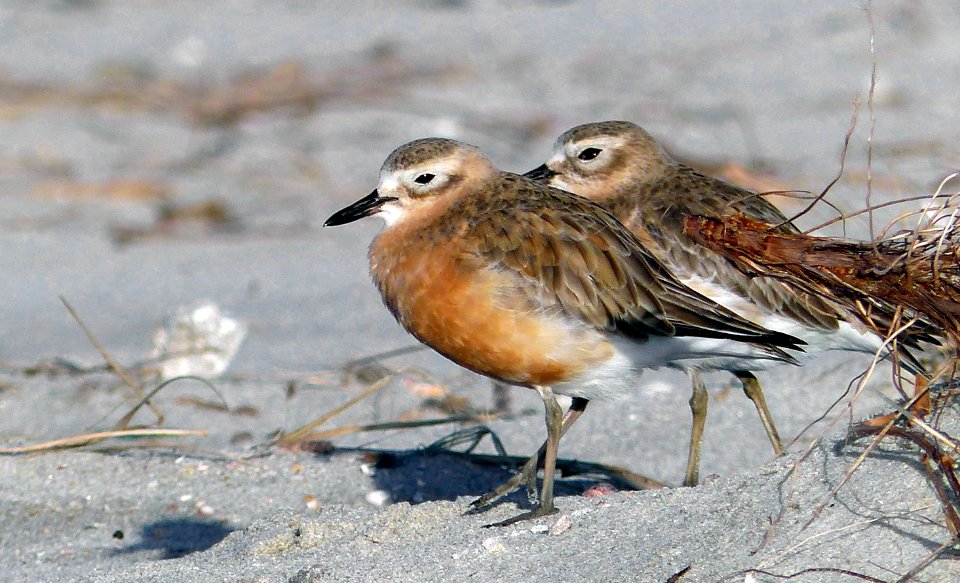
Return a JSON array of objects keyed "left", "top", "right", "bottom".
[
  {"left": 324, "top": 138, "right": 497, "bottom": 228},
  {"left": 525, "top": 121, "right": 673, "bottom": 202}
]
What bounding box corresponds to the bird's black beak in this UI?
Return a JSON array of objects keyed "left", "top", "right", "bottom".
[
  {"left": 523, "top": 163, "right": 559, "bottom": 182},
  {"left": 324, "top": 190, "right": 396, "bottom": 227}
]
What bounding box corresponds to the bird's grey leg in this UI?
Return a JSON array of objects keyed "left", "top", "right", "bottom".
[
  {"left": 735, "top": 370, "right": 784, "bottom": 456},
  {"left": 683, "top": 371, "right": 708, "bottom": 487},
  {"left": 484, "top": 385, "right": 564, "bottom": 526},
  {"left": 469, "top": 397, "right": 588, "bottom": 514}
]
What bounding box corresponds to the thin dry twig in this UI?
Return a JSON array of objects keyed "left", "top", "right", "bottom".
[
  {"left": 800, "top": 318, "right": 928, "bottom": 525},
  {"left": 776, "top": 95, "right": 860, "bottom": 236},
  {"left": 848, "top": 421, "right": 960, "bottom": 541},
  {"left": 865, "top": 0, "right": 879, "bottom": 241},
  {"left": 114, "top": 375, "right": 225, "bottom": 429},
  {"left": 894, "top": 538, "right": 958, "bottom": 583},
  {"left": 806, "top": 188, "right": 960, "bottom": 235},
  {"left": 0, "top": 428, "right": 207, "bottom": 454},
  {"left": 739, "top": 566, "right": 887, "bottom": 582}
]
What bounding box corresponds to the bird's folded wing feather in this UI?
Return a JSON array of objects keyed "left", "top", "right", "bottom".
[
  {"left": 651, "top": 167, "right": 843, "bottom": 330},
  {"left": 472, "top": 176, "right": 802, "bottom": 349}
]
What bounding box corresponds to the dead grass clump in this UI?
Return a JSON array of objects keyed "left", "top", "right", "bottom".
[
  {"left": 683, "top": 184, "right": 960, "bottom": 350},
  {"left": 683, "top": 181, "right": 960, "bottom": 571}
]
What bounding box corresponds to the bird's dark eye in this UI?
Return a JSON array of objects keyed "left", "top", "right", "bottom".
[
  {"left": 414, "top": 173, "right": 435, "bottom": 185},
  {"left": 577, "top": 147, "right": 602, "bottom": 161}
]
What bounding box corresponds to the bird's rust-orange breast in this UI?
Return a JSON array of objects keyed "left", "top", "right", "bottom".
[{"left": 369, "top": 229, "right": 612, "bottom": 388}]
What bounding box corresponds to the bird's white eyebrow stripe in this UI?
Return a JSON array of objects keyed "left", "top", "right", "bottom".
[{"left": 567, "top": 136, "right": 623, "bottom": 150}]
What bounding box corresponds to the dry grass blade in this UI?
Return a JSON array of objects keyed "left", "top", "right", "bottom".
[
  {"left": 286, "top": 414, "right": 494, "bottom": 443},
  {"left": 809, "top": 412, "right": 897, "bottom": 527},
  {"left": 114, "top": 375, "right": 226, "bottom": 429},
  {"left": 59, "top": 295, "right": 163, "bottom": 425},
  {"left": 0, "top": 428, "right": 207, "bottom": 454},
  {"left": 278, "top": 375, "right": 393, "bottom": 445}
]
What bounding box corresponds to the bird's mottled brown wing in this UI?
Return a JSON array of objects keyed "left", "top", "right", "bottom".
[
  {"left": 635, "top": 166, "right": 843, "bottom": 330},
  {"left": 470, "top": 174, "right": 803, "bottom": 348}
]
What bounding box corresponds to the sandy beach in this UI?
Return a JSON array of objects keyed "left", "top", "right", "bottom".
[{"left": 2, "top": 2, "right": 959, "bottom": 581}]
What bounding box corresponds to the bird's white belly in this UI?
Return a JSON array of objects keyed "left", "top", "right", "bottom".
[
  {"left": 680, "top": 275, "right": 884, "bottom": 359},
  {"left": 549, "top": 276, "right": 889, "bottom": 402},
  {"left": 550, "top": 333, "right": 791, "bottom": 401}
]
